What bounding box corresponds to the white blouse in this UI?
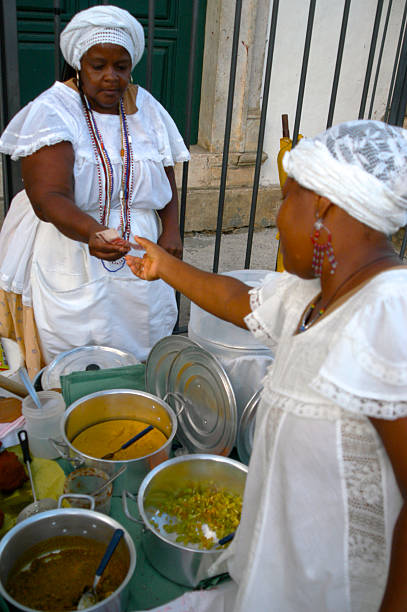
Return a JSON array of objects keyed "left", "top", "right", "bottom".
[
  {"left": 0, "top": 82, "right": 190, "bottom": 362},
  {"left": 217, "top": 269, "right": 407, "bottom": 612}
]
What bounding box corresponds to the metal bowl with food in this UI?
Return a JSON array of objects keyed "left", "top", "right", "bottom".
[
  {"left": 53, "top": 389, "right": 178, "bottom": 494},
  {"left": 0, "top": 508, "right": 136, "bottom": 612},
  {"left": 123, "top": 453, "right": 248, "bottom": 587}
]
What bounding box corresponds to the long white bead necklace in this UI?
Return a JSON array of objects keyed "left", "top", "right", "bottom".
[{"left": 82, "top": 94, "right": 134, "bottom": 272}]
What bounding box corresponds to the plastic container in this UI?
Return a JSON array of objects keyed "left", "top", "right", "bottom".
[
  {"left": 22, "top": 390, "right": 65, "bottom": 459},
  {"left": 0, "top": 338, "right": 24, "bottom": 383}
]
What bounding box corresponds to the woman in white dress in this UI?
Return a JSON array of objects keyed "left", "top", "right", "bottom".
[
  {"left": 0, "top": 5, "right": 189, "bottom": 375},
  {"left": 126, "top": 120, "right": 407, "bottom": 612}
]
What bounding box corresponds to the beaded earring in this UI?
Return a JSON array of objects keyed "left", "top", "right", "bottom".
[
  {"left": 76, "top": 70, "right": 80, "bottom": 90},
  {"left": 310, "top": 217, "right": 337, "bottom": 277}
]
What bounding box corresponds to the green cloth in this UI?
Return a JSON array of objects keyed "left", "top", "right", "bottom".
[{"left": 60, "top": 364, "right": 147, "bottom": 406}]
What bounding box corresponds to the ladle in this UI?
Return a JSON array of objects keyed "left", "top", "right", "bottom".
[
  {"left": 16, "top": 430, "right": 57, "bottom": 522},
  {"left": 77, "top": 528, "right": 124, "bottom": 609},
  {"left": 19, "top": 367, "right": 42, "bottom": 410},
  {"left": 101, "top": 424, "right": 154, "bottom": 460}
]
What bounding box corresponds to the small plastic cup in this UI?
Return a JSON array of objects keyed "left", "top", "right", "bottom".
[
  {"left": 63, "top": 467, "right": 113, "bottom": 515},
  {"left": 22, "top": 390, "right": 65, "bottom": 459}
]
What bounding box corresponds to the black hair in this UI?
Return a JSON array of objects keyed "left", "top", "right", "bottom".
[{"left": 60, "top": 60, "right": 76, "bottom": 82}]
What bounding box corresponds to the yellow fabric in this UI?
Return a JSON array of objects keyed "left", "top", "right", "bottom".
[
  {"left": 0, "top": 289, "right": 45, "bottom": 378},
  {"left": 0, "top": 446, "right": 66, "bottom": 537}
]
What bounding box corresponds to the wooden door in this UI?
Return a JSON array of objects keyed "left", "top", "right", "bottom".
[{"left": 16, "top": 0, "right": 206, "bottom": 142}]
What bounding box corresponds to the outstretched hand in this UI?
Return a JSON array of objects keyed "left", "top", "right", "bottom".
[{"left": 125, "top": 235, "right": 169, "bottom": 280}]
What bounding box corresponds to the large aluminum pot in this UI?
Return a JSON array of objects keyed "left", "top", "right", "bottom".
[
  {"left": 123, "top": 454, "right": 248, "bottom": 587},
  {"left": 0, "top": 508, "right": 136, "bottom": 612},
  {"left": 54, "top": 389, "right": 177, "bottom": 494}
]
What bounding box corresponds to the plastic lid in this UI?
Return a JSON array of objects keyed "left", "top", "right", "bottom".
[
  {"left": 236, "top": 388, "right": 261, "bottom": 465},
  {"left": 166, "top": 345, "right": 237, "bottom": 456},
  {"left": 145, "top": 335, "right": 199, "bottom": 399},
  {"left": 42, "top": 346, "right": 140, "bottom": 390}
]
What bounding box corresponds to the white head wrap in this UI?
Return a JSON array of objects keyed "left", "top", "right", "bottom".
[
  {"left": 60, "top": 5, "right": 145, "bottom": 70},
  {"left": 283, "top": 120, "right": 407, "bottom": 234}
]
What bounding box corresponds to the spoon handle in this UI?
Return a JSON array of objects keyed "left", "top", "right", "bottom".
[
  {"left": 18, "top": 429, "right": 37, "bottom": 503},
  {"left": 121, "top": 425, "right": 154, "bottom": 449},
  {"left": 19, "top": 367, "right": 42, "bottom": 410},
  {"left": 94, "top": 529, "right": 124, "bottom": 585}
]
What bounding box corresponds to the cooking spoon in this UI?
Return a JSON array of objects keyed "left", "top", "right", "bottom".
[
  {"left": 77, "top": 528, "right": 124, "bottom": 609},
  {"left": 101, "top": 424, "right": 154, "bottom": 460},
  {"left": 19, "top": 366, "right": 42, "bottom": 410},
  {"left": 16, "top": 430, "right": 57, "bottom": 523}
]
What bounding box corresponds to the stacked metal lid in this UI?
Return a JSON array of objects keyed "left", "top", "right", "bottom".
[
  {"left": 39, "top": 345, "right": 140, "bottom": 390},
  {"left": 145, "top": 336, "right": 238, "bottom": 457}
]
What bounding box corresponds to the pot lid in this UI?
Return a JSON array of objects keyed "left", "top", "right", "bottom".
[
  {"left": 236, "top": 388, "right": 262, "bottom": 465},
  {"left": 145, "top": 335, "right": 199, "bottom": 399},
  {"left": 166, "top": 345, "right": 237, "bottom": 456},
  {"left": 42, "top": 345, "right": 140, "bottom": 390}
]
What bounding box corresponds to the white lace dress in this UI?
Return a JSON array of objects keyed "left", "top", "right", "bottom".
[
  {"left": 0, "top": 82, "right": 190, "bottom": 363},
  {"left": 137, "top": 268, "right": 407, "bottom": 612}
]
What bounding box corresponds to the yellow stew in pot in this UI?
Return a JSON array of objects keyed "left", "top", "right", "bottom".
[{"left": 72, "top": 419, "right": 168, "bottom": 460}]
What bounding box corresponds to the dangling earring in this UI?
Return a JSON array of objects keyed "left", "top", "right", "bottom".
[
  {"left": 130, "top": 74, "right": 134, "bottom": 84},
  {"left": 311, "top": 217, "right": 337, "bottom": 277},
  {"left": 76, "top": 70, "right": 80, "bottom": 89}
]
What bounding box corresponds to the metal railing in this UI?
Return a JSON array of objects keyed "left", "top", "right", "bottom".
[{"left": 1, "top": 0, "right": 407, "bottom": 266}]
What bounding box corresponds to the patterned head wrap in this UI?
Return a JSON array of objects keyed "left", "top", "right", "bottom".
[
  {"left": 283, "top": 120, "right": 407, "bottom": 234},
  {"left": 60, "top": 5, "right": 145, "bottom": 70}
]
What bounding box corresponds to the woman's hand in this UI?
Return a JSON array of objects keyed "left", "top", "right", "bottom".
[
  {"left": 88, "top": 232, "right": 130, "bottom": 261},
  {"left": 157, "top": 226, "right": 183, "bottom": 259},
  {"left": 125, "top": 235, "right": 169, "bottom": 280}
]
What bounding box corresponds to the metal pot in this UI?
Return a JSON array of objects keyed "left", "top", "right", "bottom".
[
  {"left": 53, "top": 389, "right": 178, "bottom": 494},
  {"left": 0, "top": 507, "right": 136, "bottom": 612},
  {"left": 123, "top": 454, "right": 248, "bottom": 587}
]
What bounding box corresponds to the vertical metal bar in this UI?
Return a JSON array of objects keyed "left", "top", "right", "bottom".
[
  {"left": 146, "top": 0, "right": 155, "bottom": 92},
  {"left": 0, "top": 0, "right": 22, "bottom": 213},
  {"left": 384, "top": 0, "right": 407, "bottom": 122},
  {"left": 179, "top": 0, "right": 199, "bottom": 240},
  {"left": 326, "top": 0, "right": 351, "bottom": 129},
  {"left": 292, "top": 0, "right": 316, "bottom": 146},
  {"left": 244, "top": 0, "right": 280, "bottom": 268},
  {"left": 400, "top": 229, "right": 407, "bottom": 259},
  {"left": 53, "top": 0, "right": 61, "bottom": 81},
  {"left": 175, "top": 0, "right": 199, "bottom": 332},
  {"left": 388, "top": 16, "right": 407, "bottom": 125},
  {"left": 368, "top": 0, "right": 393, "bottom": 118},
  {"left": 358, "top": 0, "right": 384, "bottom": 118},
  {"left": 213, "top": 0, "right": 243, "bottom": 273}
]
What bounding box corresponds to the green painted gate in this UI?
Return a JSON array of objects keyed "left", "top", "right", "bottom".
[{"left": 16, "top": 0, "right": 206, "bottom": 143}]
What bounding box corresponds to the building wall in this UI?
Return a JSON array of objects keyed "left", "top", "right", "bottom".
[{"left": 260, "top": 0, "right": 404, "bottom": 185}]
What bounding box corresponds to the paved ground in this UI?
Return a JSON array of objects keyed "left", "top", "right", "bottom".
[{"left": 178, "top": 227, "right": 279, "bottom": 329}]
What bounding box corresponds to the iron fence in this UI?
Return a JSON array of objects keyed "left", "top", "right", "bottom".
[{"left": 1, "top": 0, "right": 407, "bottom": 275}]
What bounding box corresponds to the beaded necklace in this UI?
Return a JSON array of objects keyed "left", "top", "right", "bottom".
[
  {"left": 82, "top": 93, "right": 133, "bottom": 272},
  {"left": 297, "top": 254, "right": 399, "bottom": 333}
]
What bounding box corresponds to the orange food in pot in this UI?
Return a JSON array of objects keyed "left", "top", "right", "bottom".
[{"left": 72, "top": 419, "right": 168, "bottom": 460}]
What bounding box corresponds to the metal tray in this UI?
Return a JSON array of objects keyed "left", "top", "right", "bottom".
[{"left": 166, "top": 345, "right": 237, "bottom": 456}]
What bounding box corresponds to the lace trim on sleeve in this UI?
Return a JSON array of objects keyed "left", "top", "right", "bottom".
[
  {"left": 261, "top": 382, "right": 341, "bottom": 421},
  {"left": 312, "top": 374, "right": 407, "bottom": 420},
  {"left": 0, "top": 133, "right": 74, "bottom": 161},
  {"left": 356, "top": 338, "right": 407, "bottom": 385}
]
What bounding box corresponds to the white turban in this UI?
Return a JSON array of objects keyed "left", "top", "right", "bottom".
[
  {"left": 283, "top": 120, "right": 407, "bottom": 235},
  {"left": 60, "top": 5, "right": 145, "bottom": 70}
]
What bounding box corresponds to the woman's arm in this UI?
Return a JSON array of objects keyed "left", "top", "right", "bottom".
[
  {"left": 370, "top": 416, "right": 407, "bottom": 611},
  {"left": 156, "top": 166, "right": 183, "bottom": 259},
  {"left": 21, "top": 142, "right": 130, "bottom": 261},
  {"left": 126, "top": 236, "right": 251, "bottom": 328}
]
